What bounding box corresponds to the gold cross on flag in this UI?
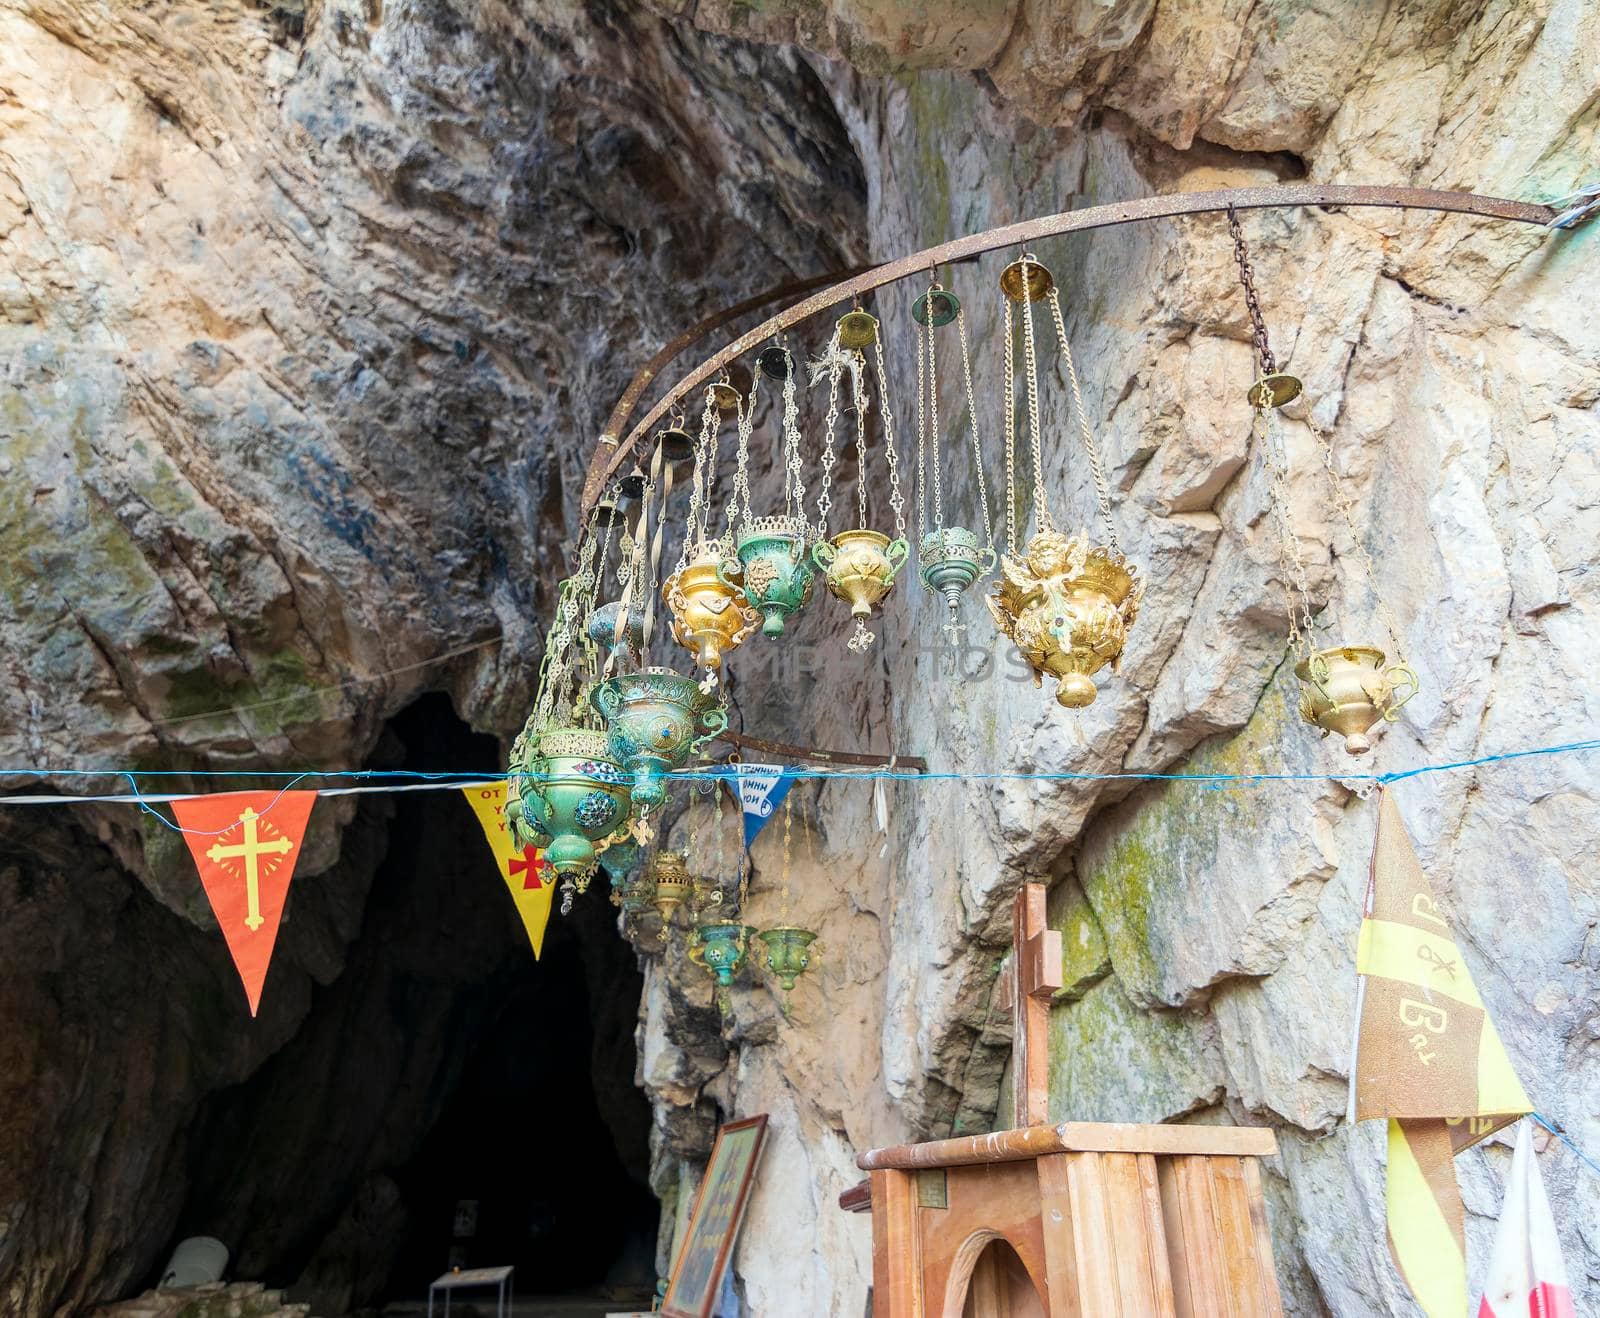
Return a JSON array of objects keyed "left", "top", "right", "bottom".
[{"left": 207, "top": 806, "right": 295, "bottom": 931}]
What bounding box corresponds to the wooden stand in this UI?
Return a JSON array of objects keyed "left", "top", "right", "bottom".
[{"left": 842, "top": 886, "right": 1284, "bottom": 1317}]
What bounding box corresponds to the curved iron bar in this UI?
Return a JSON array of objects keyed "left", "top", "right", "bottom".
[
  {"left": 578, "top": 183, "right": 1560, "bottom": 768},
  {"left": 587, "top": 265, "right": 867, "bottom": 489},
  {"left": 580, "top": 183, "right": 1557, "bottom": 520}
]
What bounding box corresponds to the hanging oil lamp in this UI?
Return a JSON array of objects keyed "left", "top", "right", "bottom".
[
  {"left": 591, "top": 396, "right": 730, "bottom": 812},
  {"left": 619, "top": 867, "right": 655, "bottom": 917},
  {"left": 757, "top": 793, "right": 817, "bottom": 995},
  {"left": 650, "top": 850, "right": 694, "bottom": 925},
  {"left": 911, "top": 281, "right": 997, "bottom": 645},
  {"left": 664, "top": 535, "right": 758, "bottom": 680},
  {"left": 663, "top": 380, "right": 759, "bottom": 684},
  {"left": 722, "top": 342, "right": 817, "bottom": 638},
  {"left": 591, "top": 669, "right": 726, "bottom": 811},
  {"left": 810, "top": 309, "right": 911, "bottom": 652},
  {"left": 696, "top": 921, "right": 756, "bottom": 989},
  {"left": 1227, "top": 208, "right": 1419, "bottom": 755},
  {"left": 686, "top": 924, "right": 709, "bottom": 971},
  {"left": 587, "top": 600, "right": 642, "bottom": 660},
  {"left": 506, "top": 517, "right": 634, "bottom": 894},
  {"left": 505, "top": 723, "right": 632, "bottom": 881},
  {"left": 985, "top": 254, "right": 1144, "bottom": 708},
  {"left": 598, "top": 820, "right": 643, "bottom": 904}
]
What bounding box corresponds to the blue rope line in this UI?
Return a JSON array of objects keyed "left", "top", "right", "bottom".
[
  {"left": 1531, "top": 1112, "right": 1600, "bottom": 1181},
  {"left": 121, "top": 772, "right": 313, "bottom": 836},
  {"left": 2, "top": 735, "right": 1596, "bottom": 787}
]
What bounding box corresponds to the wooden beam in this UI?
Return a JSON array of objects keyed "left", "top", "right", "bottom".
[
  {"left": 838, "top": 1178, "right": 873, "bottom": 1213},
  {"left": 858, "top": 1122, "right": 1279, "bottom": 1171},
  {"left": 870, "top": 1170, "right": 920, "bottom": 1318},
  {"left": 1012, "top": 884, "right": 1061, "bottom": 1127},
  {"left": 712, "top": 728, "right": 928, "bottom": 772}
]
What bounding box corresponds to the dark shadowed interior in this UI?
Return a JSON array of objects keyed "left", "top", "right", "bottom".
[{"left": 159, "top": 695, "right": 655, "bottom": 1311}]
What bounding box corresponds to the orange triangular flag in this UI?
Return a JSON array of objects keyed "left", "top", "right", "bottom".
[{"left": 171, "top": 790, "right": 319, "bottom": 1016}]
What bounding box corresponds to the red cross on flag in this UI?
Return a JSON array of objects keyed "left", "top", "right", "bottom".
[
  {"left": 461, "top": 782, "right": 554, "bottom": 958},
  {"left": 510, "top": 845, "right": 552, "bottom": 890},
  {"left": 171, "top": 790, "right": 319, "bottom": 1016}
]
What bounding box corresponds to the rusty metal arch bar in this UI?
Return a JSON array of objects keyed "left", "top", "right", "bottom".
[{"left": 580, "top": 183, "right": 1556, "bottom": 519}]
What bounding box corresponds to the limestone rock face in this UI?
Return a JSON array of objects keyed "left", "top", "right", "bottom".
[
  {"left": 2, "top": 1, "right": 1598, "bottom": 1317},
  {"left": 634, "top": 5, "right": 1600, "bottom": 1318}
]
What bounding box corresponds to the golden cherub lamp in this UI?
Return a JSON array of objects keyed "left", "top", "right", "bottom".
[{"left": 984, "top": 254, "right": 1143, "bottom": 709}]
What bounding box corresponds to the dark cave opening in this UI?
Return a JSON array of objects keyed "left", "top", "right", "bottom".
[
  {"left": 164, "top": 693, "right": 656, "bottom": 1312},
  {"left": 381, "top": 928, "right": 658, "bottom": 1302}
]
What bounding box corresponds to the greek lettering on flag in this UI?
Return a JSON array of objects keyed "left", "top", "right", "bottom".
[{"left": 735, "top": 763, "right": 793, "bottom": 849}]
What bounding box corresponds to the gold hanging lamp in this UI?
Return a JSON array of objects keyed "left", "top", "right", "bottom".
[
  {"left": 812, "top": 308, "right": 911, "bottom": 653},
  {"left": 1228, "top": 208, "right": 1418, "bottom": 755},
  {"left": 663, "top": 379, "right": 759, "bottom": 685},
  {"left": 985, "top": 253, "right": 1144, "bottom": 709}
]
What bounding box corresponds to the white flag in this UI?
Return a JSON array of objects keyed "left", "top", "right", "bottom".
[{"left": 1476, "top": 1120, "right": 1574, "bottom": 1318}]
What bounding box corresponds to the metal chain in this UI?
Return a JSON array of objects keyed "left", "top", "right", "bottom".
[
  {"left": 815, "top": 334, "right": 843, "bottom": 534},
  {"left": 780, "top": 346, "right": 806, "bottom": 525},
  {"left": 534, "top": 525, "right": 601, "bottom": 729},
  {"left": 1018, "top": 256, "right": 1054, "bottom": 534},
  {"left": 1046, "top": 289, "right": 1121, "bottom": 554},
  {"left": 591, "top": 495, "right": 617, "bottom": 610},
  {"left": 1257, "top": 404, "right": 1317, "bottom": 656},
  {"left": 874, "top": 338, "right": 907, "bottom": 536},
  {"left": 730, "top": 368, "right": 759, "bottom": 532},
  {"left": 679, "top": 387, "right": 718, "bottom": 572},
  {"left": 956, "top": 307, "right": 994, "bottom": 546},
  {"left": 915, "top": 304, "right": 928, "bottom": 542},
  {"left": 580, "top": 495, "right": 619, "bottom": 674},
  {"left": 1002, "top": 295, "right": 1018, "bottom": 555},
  {"left": 614, "top": 522, "right": 634, "bottom": 593},
  {"left": 604, "top": 459, "right": 652, "bottom": 679},
  {"left": 1312, "top": 421, "right": 1410, "bottom": 662},
  {"left": 700, "top": 387, "right": 724, "bottom": 545},
  {"left": 780, "top": 789, "right": 792, "bottom": 924},
  {"left": 643, "top": 444, "right": 671, "bottom": 655},
  {"left": 925, "top": 294, "right": 944, "bottom": 533},
  {"left": 713, "top": 779, "right": 725, "bottom": 884},
  {"left": 686, "top": 789, "right": 703, "bottom": 858},
  {"left": 853, "top": 352, "right": 870, "bottom": 528},
  {"left": 1227, "top": 207, "right": 1278, "bottom": 376}
]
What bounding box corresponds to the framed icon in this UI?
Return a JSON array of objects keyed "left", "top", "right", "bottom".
[{"left": 661, "top": 1115, "right": 769, "bottom": 1318}]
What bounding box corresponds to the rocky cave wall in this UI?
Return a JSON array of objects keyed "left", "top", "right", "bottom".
[
  {"left": 2, "top": 1, "right": 1598, "bottom": 1316},
  {"left": 633, "top": 4, "right": 1600, "bottom": 1316},
  {"left": 0, "top": 1, "right": 861, "bottom": 1313}
]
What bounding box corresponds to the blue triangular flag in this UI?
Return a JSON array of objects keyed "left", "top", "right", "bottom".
[{"left": 735, "top": 763, "right": 794, "bottom": 849}]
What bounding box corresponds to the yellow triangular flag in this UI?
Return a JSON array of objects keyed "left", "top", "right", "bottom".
[
  {"left": 1349, "top": 789, "right": 1530, "bottom": 1317},
  {"left": 463, "top": 781, "right": 554, "bottom": 959}
]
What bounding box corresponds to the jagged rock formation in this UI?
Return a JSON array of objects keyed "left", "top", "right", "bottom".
[
  {"left": 2, "top": 1, "right": 1597, "bottom": 1315},
  {"left": 93, "top": 1282, "right": 309, "bottom": 1318}
]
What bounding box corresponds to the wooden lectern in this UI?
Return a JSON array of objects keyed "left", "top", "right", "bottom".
[{"left": 842, "top": 885, "right": 1283, "bottom": 1316}]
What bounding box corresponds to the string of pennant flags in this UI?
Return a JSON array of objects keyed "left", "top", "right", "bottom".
[
  {"left": 2, "top": 753, "right": 1595, "bottom": 1312},
  {"left": 0, "top": 762, "right": 811, "bottom": 1019},
  {"left": 0, "top": 738, "right": 1594, "bottom": 1033}
]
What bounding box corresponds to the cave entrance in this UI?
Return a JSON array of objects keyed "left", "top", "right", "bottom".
[
  {"left": 170, "top": 693, "right": 657, "bottom": 1315},
  {"left": 379, "top": 887, "right": 660, "bottom": 1309},
  {"left": 372, "top": 694, "right": 659, "bottom": 1311}
]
